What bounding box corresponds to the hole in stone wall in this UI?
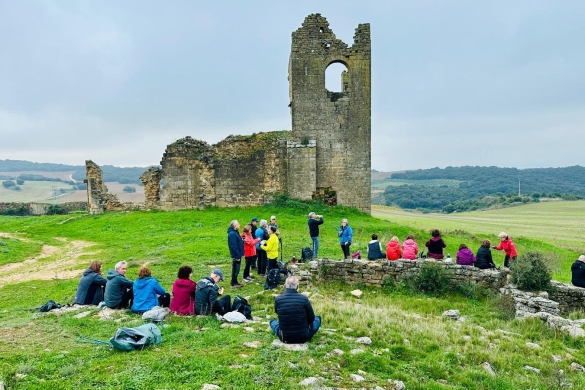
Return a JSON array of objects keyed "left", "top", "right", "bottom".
[
  {"left": 325, "top": 62, "right": 348, "bottom": 92},
  {"left": 319, "top": 27, "right": 324, "bottom": 33}
]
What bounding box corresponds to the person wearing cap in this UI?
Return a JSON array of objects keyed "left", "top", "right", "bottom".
[
  {"left": 269, "top": 215, "right": 279, "bottom": 235},
  {"left": 250, "top": 217, "right": 259, "bottom": 270},
  {"left": 195, "top": 269, "right": 231, "bottom": 315},
  {"left": 492, "top": 232, "right": 518, "bottom": 269},
  {"left": 571, "top": 255, "right": 585, "bottom": 288},
  {"left": 227, "top": 220, "right": 244, "bottom": 287},
  {"left": 308, "top": 212, "right": 324, "bottom": 259}
]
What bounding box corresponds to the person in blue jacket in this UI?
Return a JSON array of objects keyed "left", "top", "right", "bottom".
[
  {"left": 227, "top": 220, "right": 245, "bottom": 287},
  {"left": 131, "top": 266, "right": 170, "bottom": 314},
  {"left": 338, "top": 218, "right": 353, "bottom": 259}
]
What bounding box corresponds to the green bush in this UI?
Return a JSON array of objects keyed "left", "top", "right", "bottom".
[
  {"left": 47, "top": 205, "right": 66, "bottom": 215},
  {"left": 509, "top": 251, "right": 552, "bottom": 291},
  {"left": 123, "top": 186, "right": 136, "bottom": 193},
  {"left": 453, "top": 281, "right": 492, "bottom": 300},
  {"left": 405, "top": 262, "right": 452, "bottom": 295},
  {"left": 2, "top": 180, "right": 15, "bottom": 188}
]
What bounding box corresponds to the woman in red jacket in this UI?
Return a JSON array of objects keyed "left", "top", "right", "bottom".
[
  {"left": 169, "top": 266, "right": 196, "bottom": 315},
  {"left": 242, "top": 224, "right": 261, "bottom": 282},
  {"left": 493, "top": 232, "right": 518, "bottom": 269},
  {"left": 386, "top": 236, "right": 402, "bottom": 260}
]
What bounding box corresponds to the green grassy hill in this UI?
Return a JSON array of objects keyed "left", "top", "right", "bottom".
[{"left": 0, "top": 205, "right": 584, "bottom": 389}]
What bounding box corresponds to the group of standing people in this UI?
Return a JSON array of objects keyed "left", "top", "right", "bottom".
[{"left": 308, "top": 212, "right": 354, "bottom": 260}]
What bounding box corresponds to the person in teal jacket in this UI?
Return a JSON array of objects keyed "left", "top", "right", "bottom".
[
  {"left": 338, "top": 218, "right": 353, "bottom": 259},
  {"left": 131, "top": 266, "right": 170, "bottom": 314}
]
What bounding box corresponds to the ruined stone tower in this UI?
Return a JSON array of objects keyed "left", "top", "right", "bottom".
[{"left": 289, "top": 14, "right": 371, "bottom": 213}]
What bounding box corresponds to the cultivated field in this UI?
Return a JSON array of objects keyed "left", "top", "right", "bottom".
[{"left": 1, "top": 205, "right": 584, "bottom": 389}]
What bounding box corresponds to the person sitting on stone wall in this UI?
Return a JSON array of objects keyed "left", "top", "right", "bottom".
[
  {"left": 270, "top": 276, "right": 321, "bottom": 344},
  {"left": 425, "top": 229, "right": 447, "bottom": 260},
  {"left": 402, "top": 234, "right": 419, "bottom": 260},
  {"left": 367, "top": 234, "right": 385, "bottom": 260},
  {"left": 571, "top": 255, "right": 585, "bottom": 288},
  {"left": 74, "top": 261, "right": 107, "bottom": 305},
  {"left": 131, "top": 266, "right": 170, "bottom": 314},
  {"left": 475, "top": 240, "right": 496, "bottom": 269},
  {"left": 195, "top": 269, "right": 231, "bottom": 315},
  {"left": 456, "top": 244, "right": 476, "bottom": 266},
  {"left": 386, "top": 236, "right": 402, "bottom": 260},
  {"left": 104, "top": 261, "right": 134, "bottom": 309}
]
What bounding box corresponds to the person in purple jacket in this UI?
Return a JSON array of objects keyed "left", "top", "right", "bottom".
[{"left": 456, "top": 244, "right": 476, "bottom": 266}]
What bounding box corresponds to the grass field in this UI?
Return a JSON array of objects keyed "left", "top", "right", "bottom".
[{"left": 1, "top": 205, "right": 585, "bottom": 389}]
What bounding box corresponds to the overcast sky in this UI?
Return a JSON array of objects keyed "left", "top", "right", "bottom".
[{"left": 1, "top": 1, "right": 584, "bottom": 171}]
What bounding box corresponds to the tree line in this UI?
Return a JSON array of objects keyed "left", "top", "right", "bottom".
[{"left": 384, "top": 165, "right": 585, "bottom": 212}]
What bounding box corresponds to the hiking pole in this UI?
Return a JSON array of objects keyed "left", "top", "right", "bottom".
[{"left": 76, "top": 335, "right": 110, "bottom": 345}]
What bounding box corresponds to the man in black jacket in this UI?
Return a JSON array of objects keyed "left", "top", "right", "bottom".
[
  {"left": 270, "top": 276, "right": 321, "bottom": 343},
  {"left": 571, "top": 255, "right": 585, "bottom": 288},
  {"left": 195, "top": 269, "right": 231, "bottom": 315},
  {"left": 308, "top": 212, "right": 324, "bottom": 259}
]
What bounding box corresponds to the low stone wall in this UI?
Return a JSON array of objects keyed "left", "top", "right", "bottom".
[
  {"left": 0, "top": 202, "right": 87, "bottom": 215},
  {"left": 305, "top": 258, "right": 507, "bottom": 291},
  {"left": 548, "top": 281, "right": 585, "bottom": 314}
]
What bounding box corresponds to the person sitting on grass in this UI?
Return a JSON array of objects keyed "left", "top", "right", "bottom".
[
  {"left": 367, "top": 234, "right": 385, "bottom": 260},
  {"left": 74, "top": 261, "right": 107, "bottom": 305},
  {"left": 270, "top": 276, "right": 321, "bottom": 344},
  {"left": 493, "top": 232, "right": 518, "bottom": 269},
  {"left": 425, "top": 229, "right": 447, "bottom": 260},
  {"left": 402, "top": 234, "right": 419, "bottom": 260},
  {"left": 475, "top": 240, "right": 496, "bottom": 269},
  {"left": 195, "top": 269, "right": 231, "bottom": 316},
  {"left": 104, "top": 261, "right": 134, "bottom": 309},
  {"left": 386, "top": 236, "right": 402, "bottom": 260},
  {"left": 456, "top": 244, "right": 476, "bottom": 266},
  {"left": 131, "top": 266, "right": 170, "bottom": 314},
  {"left": 571, "top": 255, "right": 585, "bottom": 288},
  {"left": 170, "top": 265, "right": 197, "bottom": 315}
]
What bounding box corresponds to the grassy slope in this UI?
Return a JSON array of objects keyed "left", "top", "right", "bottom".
[{"left": 1, "top": 206, "right": 584, "bottom": 389}]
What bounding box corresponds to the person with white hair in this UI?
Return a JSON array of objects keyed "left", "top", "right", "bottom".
[
  {"left": 255, "top": 219, "right": 270, "bottom": 276},
  {"left": 104, "top": 261, "right": 134, "bottom": 309},
  {"left": 308, "top": 212, "right": 324, "bottom": 259},
  {"left": 571, "top": 255, "right": 585, "bottom": 288},
  {"left": 338, "top": 218, "right": 353, "bottom": 259},
  {"left": 492, "top": 232, "right": 518, "bottom": 269},
  {"left": 270, "top": 276, "right": 321, "bottom": 343}
]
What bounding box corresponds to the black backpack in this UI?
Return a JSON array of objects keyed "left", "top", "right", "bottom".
[
  {"left": 301, "top": 247, "right": 313, "bottom": 262},
  {"left": 231, "top": 295, "right": 252, "bottom": 320},
  {"left": 264, "top": 269, "right": 281, "bottom": 290},
  {"left": 39, "top": 300, "right": 61, "bottom": 313}
]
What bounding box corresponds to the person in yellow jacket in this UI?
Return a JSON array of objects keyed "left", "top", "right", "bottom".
[{"left": 261, "top": 226, "right": 279, "bottom": 271}]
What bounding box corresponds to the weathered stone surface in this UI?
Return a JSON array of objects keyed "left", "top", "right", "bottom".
[
  {"left": 482, "top": 362, "right": 496, "bottom": 376},
  {"left": 570, "top": 362, "right": 585, "bottom": 372},
  {"left": 271, "top": 339, "right": 309, "bottom": 351},
  {"left": 524, "top": 365, "right": 540, "bottom": 373},
  {"left": 350, "top": 289, "right": 363, "bottom": 298},
  {"left": 85, "top": 160, "right": 134, "bottom": 213},
  {"left": 243, "top": 341, "right": 261, "bottom": 349},
  {"left": 356, "top": 336, "right": 372, "bottom": 345},
  {"left": 442, "top": 310, "right": 460, "bottom": 320},
  {"left": 201, "top": 385, "right": 221, "bottom": 390},
  {"left": 140, "top": 166, "right": 162, "bottom": 208},
  {"left": 299, "top": 377, "right": 320, "bottom": 386},
  {"left": 350, "top": 373, "right": 365, "bottom": 382}
]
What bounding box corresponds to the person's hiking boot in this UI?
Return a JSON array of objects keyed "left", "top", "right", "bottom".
[
  {"left": 243, "top": 278, "right": 251, "bottom": 283},
  {"left": 231, "top": 284, "right": 243, "bottom": 288}
]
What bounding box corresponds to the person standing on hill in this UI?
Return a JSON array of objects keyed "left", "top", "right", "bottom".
[
  {"left": 241, "top": 224, "right": 260, "bottom": 283},
  {"left": 402, "top": 234, "right": 419, "bottom": 260},
  {"left": 269, "top": 215, "right": 279, "bottom": 235},
  {"left": 227, "top": 220, "right": 244, "bottom": 288},
  {"left": 425, "top": 229, "right": 446, "bottom": 260},
  {"left": 475, "top": 240, "right": 496, "bottom": 269},
  {"left": 571, "top": 255, "right": 585, "bottom": 288},
  {"left": 308, "top": 212, "right": 324, "bottom": 259},
  {"left": 386, "top": 236, "right": 402, "bottom": 260},
  {"left": 493, "top": 232, "right": 518, "bottom": 269},
  {"left": 255, "top": 219, "right": 270, "bottom": 276},
  {"left": 338, "top": 219, "right": 353, "bottom": 259},
  {"left": 250, "top": 217, "right": 259, "bottom": 270},
  {"left": 261, "top": 226, "right": 279, "bottom": 271}
]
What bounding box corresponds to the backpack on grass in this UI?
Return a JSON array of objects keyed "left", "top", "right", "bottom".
[
  {"left": 264, "top": 269, "right": 281, "bottom": 290},
  {"left": 301, "top": 247, "right": 313, "bottom": 262},
  {"left": 109, "top": 323, "right": 162, "bottom": 352},
  {"left": 231, "top": 295, "right": 252, "bottom": 320}
]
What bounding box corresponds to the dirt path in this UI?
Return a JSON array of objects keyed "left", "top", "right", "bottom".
[{"left": 0, "top": 234, "right": 99, "bottom": 288}]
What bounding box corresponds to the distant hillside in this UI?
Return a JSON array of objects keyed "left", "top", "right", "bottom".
[
  {"left": 375, "top": 166, "right": 585, "bottom": 212},
  {"left": 0, "top": 159, "right": 150, "bottom": 185}
]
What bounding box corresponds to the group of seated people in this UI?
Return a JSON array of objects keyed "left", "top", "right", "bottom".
[
  {"left": 74, "top": 261, "right": 320, "bottom": 344},
  {"left": 366, "top": 230, "right": 518, "bottom": 270}
]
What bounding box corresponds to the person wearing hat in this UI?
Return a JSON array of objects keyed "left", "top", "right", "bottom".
[
  {"left": 195, "top": 269, "right": 231, "bottom": 315},
  {"left": 250, "top": 218, "right": 259, "bottom": 270},
  {"left": 492, "top": 232, "right": 518, "bottom": 269},
  {"left": 571, "top": 255, "right": 585, "bottom": 288}
]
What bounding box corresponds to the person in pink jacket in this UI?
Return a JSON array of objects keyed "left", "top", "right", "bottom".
[
  {"left": 241, "top": 224, "right": 261, "bottom": 283},
  {"left": 402, "top": 234, "right": 419, "bottom": 260}
]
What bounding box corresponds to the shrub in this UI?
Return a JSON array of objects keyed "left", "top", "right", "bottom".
[
  {"left": 496, "top": 293, "right": 516, "bottom": 320},
  {"left": 509, "top": 251, "right": 552, "bottom": 291},
  {"left": 47, "top": 205, "right": 66, "bottom": 215},
  {"left": 0, "top": 205, "right": 30, "bottom": 216},
  {"left": 2, "top": 180, "right": 15, "bottom": 188},
  {"left": 453, "top": 281, "right": 492, "bottom": 300},
  {"left": 405, "top": 262, "right": 452, "bottom": 295},
  {"left": 123, "top": 186, "right": 136, "bottom": 193},
  {"left": 16, "top": 179, "right": 24, "bottom": 185}
]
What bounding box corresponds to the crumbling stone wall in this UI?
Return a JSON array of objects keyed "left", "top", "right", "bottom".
[
  {"left": 307, "top": 258, "right": 506, "bottom": 291},
  {"left": 140, "top": 167, "right": 162, "bottom": 208},
  {"left": 289, "top": 14, "right": 371, "bottom": 213},
  {"left": 84, "top": 160, "right": 128, "bottom": 213},
  {"left": 548, "top": 281, "right": 585, "bottom": 314},
  {"left": 0, "top": 202, "right": 87, "bottom": 215}
]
